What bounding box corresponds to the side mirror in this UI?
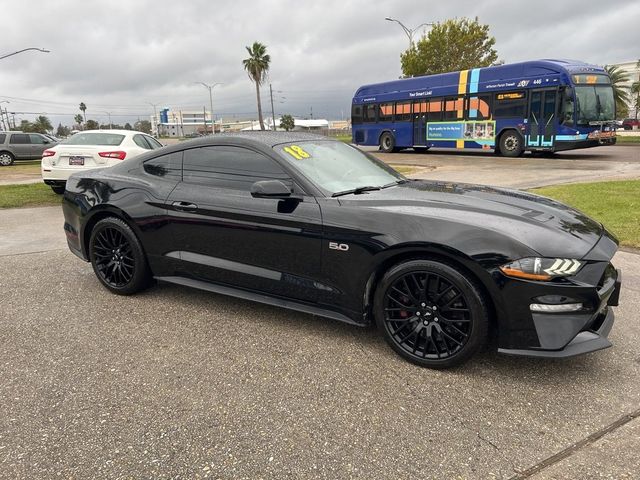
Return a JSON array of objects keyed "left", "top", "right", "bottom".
[{"left": 250, "top": 180, "right": 295, "bottom": 199}]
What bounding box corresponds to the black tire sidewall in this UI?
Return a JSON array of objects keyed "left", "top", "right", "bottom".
[
  {"left": 499, "top": 130, "right": 523, "bottom": 157},
  {"left": 89, "top": 217, "right": 151, "bottom": 295},
  {"left": 373, "top": 259, "right": 488, "bottom": 368},
  {"left": 379, "top": 132, "right": 395, "bottom": 153}
]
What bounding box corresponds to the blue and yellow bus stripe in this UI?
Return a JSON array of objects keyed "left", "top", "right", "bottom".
[{"left": 456, "top": 70, "right": 469, "bottom": 148}]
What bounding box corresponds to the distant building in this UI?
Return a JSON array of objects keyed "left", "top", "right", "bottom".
[
  {"left": 151, "top": 109, "right": 219, "bottom": 137},
  {"left": 610, "top": 60, "right": 640, "bottom": 118}
]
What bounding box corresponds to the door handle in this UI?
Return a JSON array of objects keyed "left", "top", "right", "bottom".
[{"left": 172, "top": 201, "right": 199, "bottom": 212}]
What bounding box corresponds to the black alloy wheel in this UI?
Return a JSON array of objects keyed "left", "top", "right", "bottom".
[
  {"left": 89, "top": 217, "right": 152, "bottom": 295},
  {"left": 374, "top": 260, "right": 488, "bottom": 368},
  {"left": 379, "top": 132, "right": 396, "bottom": 153},
  {"left": 499, "top": 130, "right": 524, "bottom": 157}
]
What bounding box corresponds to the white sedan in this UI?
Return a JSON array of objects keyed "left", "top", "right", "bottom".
[{"left": 41, "top": 130, "right": 163, "bottom": 194}]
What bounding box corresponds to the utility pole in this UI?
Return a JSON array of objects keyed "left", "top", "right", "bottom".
[
  {"left": 269, "top": 84, "right": 276, "bottom": 131},
  {"left": 196, "top": 82, "right": 223, "bottom": 135}
]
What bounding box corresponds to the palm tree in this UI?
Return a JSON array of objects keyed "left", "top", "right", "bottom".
[
  {"left": 242, "top": 42, "right": 271, "bottom": 130},
  {"left": 605, "top": 65, "right": 630, "bottom": 118},
  {"left": 631, "top": 59, "right": 640, "bottom": 119},
  {"left": 74, "top": 114, "right": 84, "bottom": 129},
  {"left": 33, "top": 115, "right": 53, "bottom": 133},
  {"left": 79, "top": 102, "right": 87, "bottom": 123}
]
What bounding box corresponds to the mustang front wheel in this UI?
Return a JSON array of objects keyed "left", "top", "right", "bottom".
[
  {"left": 374, "top": 259, "right": 488, "bottom": 368},
  {"left": 89, "top": 217, "right": 152, "bottom": 295}
]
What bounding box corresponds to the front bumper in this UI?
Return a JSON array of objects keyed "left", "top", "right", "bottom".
[{"left": 497, "top": 267, "right": 621, "bottom": 359}]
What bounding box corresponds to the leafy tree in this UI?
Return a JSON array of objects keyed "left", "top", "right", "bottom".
[
  {"left": 605, "top": 65, "right": 631, "bottom": 119},
  {"left": 32, "top": 115, "right": 53, "bottom": 133},
  {"left": 124, "top": 122, "right": 133, "bottom": 130},
  {"left": 134, "top": 120, "right": 152, "bottom": 134},
  {"left": 74, "top": 114, "right": 84, "bottom": 129},
  {"left": 79, "top": 102, "right": 87, "bottom": 122},
  {"left": 85, "top": 119, "right": 99, "bottom": 130},
  {"left": 279, "top": 114, "right": 295, "bottom": 131},
  {"left": 400, "top": 17, "right": 498, "bottom": 77},
  {"left": 56, "top": 123, "right": 71, "bottom": 137},
  {"left": 18, "top": 120, "right": 34, "bottom": 132},
  {"left": 243, "top": 41, "right": 271, "bottom": 130}
]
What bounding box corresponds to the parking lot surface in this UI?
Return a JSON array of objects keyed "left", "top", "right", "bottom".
[{"left": 1, "top": 147, "right": 639, "bottom": 478}]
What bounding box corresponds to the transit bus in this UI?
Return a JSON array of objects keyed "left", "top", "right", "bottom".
[{"left": 351, "top": 59, "right": 617, "bottom": 156}]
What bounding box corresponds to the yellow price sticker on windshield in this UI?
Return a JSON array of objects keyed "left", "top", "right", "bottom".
[{"left": 283, "top": 145, "right": 311, "bottom": 160}]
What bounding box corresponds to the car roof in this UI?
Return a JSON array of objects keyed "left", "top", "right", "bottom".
[{"left": 72, "top": 129, "right": 149, "bottom": 135}]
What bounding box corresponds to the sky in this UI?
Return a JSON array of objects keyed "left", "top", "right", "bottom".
[{"left": 1, "top": 0, "right": 638, "bottom": 128}]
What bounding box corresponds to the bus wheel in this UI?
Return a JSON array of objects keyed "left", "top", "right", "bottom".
[
  {"left": 379, "top": 132, "right": 396, "bottom": 153},
  {"left": 499, "top": 130, "right": 524, "bottom": 157}
]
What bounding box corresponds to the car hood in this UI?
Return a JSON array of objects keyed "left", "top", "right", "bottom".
[{"left": 339, "top": 180, "right": 607, "bottom": 259}]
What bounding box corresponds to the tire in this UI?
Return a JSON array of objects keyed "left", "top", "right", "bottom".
[
  {"left": 89, "top": 217, "right": 152, "bottom": 295},
  {"left": 413, "top": 146, "right": 430, "bottom": 153},
  {"left": 379, "top": 132, "right": 396, "bottom": 153},
  {"left": 0, "top": 151, "right": 14, "bottom": 166},
  {"left": 51, "top": 185, "right": 65, "bottom": 195},
  {"left": 498, "top": 130, "right": 524, "bottom": 157},
  {"left": 373, "top": 259, "right": 489, "bottom": 368}
]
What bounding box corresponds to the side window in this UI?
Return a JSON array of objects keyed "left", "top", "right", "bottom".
[
  {"left": 378, "top": 103, "right": 393, "bottom": 122},
  {"left": 444, "top": 96, "right": 464, "bottom": 121},
  {"left": 351, "top": 105, "right": 363, "bottom": 124},
  {"left": 363, "top": 104, "right": 377, "bottom": 123},
  {"left": 133, "top": 134, "right": 151, "bottom": 149},
  {"left": 426, "top": 98, "right": 442, "bottom": 122},
  {"left": 493, "top": 91, "right": 527, "bottom": 118},
  {"left": 468, "top": 94, "right": 492, "bottom": 120},
  {"left": 145, "top": 136, "right": 163, "bottom": 149},
  {"left": 0, "top": 134, "right": 6, "bottom": 144},
  {"left": 29, "top": 134, "right": 47, "bottom": 144},
  {"left": 10, "top": 134, "right": 29, "bottom": 144},
  {"left": 143, "top": 151, "right": 182, "bottom": 180},
  {"left": 183, "top": 146, "right": 290, "bottom": 191},
  {"left": 395, "top": 101, "right": 412, "bottom": 122}
]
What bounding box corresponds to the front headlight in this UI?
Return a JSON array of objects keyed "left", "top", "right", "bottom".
[{"left": 499, "top": 257, "right": 583, "bottom": 281}]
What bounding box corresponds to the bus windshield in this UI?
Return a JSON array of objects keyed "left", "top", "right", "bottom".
[{"left": 575, "top": 85, "right": 615, "bottom": 125}]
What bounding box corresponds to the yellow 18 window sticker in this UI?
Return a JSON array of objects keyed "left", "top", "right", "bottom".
[{"left": 283, "top": 145, "right": 311, "bottom": 160}]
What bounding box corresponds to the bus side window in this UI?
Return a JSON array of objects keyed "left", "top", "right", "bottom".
[
  {"left": 493, "top": 91, "right": 527, "bottom": 118},
  {"left": 363, "top": 104, "right": 377, "bottom": 123},
  {"left": 352, "top": 105, "right": 363, "bottom": 124},
  {"left": 468, "top": 94, "right": 492, "bottom": 120},
  {"left": 379, "top": 103, "right": 393, "bottom": 122},
  {"left": 444, "top": 96, "right": 464, "bottom": 120},
  {"left": 426, "top": 99, "right": 442, "bottom": 122},
  {"left": 395, "top": 101, "right": 412, "bottom": 122}
]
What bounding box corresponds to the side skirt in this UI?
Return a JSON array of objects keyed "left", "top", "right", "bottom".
[{"left": 155, "top": 275, "right": 363, "bottom": 327}]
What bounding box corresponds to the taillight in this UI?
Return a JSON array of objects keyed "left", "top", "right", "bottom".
[
  {"left": 42, "top": 150, "right": 56, "bottom": 157},
  {"left": 98, "top": 151, "right": 127, "bottom": 160}
]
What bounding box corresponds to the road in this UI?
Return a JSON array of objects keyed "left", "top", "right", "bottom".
[{"left": 1, "top": 146, "right": 640, "bottom": 478}]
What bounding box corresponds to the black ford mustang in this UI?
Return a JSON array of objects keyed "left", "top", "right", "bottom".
[{"left": 62, "top": 132, "right": 621, "bottom": 368}]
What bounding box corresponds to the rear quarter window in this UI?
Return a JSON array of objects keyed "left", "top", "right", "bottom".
[{"left": 0, "top": 134, "right": 6, "bottom": 144}]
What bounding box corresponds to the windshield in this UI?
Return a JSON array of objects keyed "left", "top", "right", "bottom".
[
  {"left": 275, "top": 141, "right": 404, "bottom": 195},
  {"left": 575, "top": 85, "right": 615, "bottom": 125},
  {"left": 62, "top": 132, "right": 125, "bottom": 146}
]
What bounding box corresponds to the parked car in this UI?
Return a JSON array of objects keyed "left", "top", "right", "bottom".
[
  {"left": 41, "top": 129, "right": 163, "bottom": 194},
  {"left": 622, "top": 118, "right": 640, "bottom": 130},
  {"left": 61, "top": 132, "right": 621, "bottom": 368},
  {"left": 0, "top": 131, "right": 57, "bottom": 166}
]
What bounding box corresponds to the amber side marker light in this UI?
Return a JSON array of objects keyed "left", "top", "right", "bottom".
[{"left": 499, "top": 267, "right": 552, "bottom": 281}]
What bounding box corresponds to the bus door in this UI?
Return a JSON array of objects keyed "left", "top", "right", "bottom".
[
  {"left": 527, "top": 89, "right": 557, "bottom": 148},
  {"left": 413, "top": 101, "right": 427, "bottom": 146}
]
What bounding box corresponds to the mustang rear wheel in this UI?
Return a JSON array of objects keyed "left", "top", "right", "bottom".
[
  {"left": 89, "top": 217, "right": 152, "bottom": 295},
  {"left": 374, "top": 259, "right": 488, "bottom": 368}
]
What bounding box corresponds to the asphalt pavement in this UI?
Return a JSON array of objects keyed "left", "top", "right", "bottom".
[{"left": 1, "top": 147, "right": 640, "bottom": 478}]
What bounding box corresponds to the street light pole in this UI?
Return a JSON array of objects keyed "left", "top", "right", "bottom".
[
  {"left": 0, "top": 47, "right": 50, "bottom": 61},
  {"left": 385, "top": 17, "right": 433, "bottom": 46},
  {"left": 196, "top": 82, "right": 223, "bottom": 135}
]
